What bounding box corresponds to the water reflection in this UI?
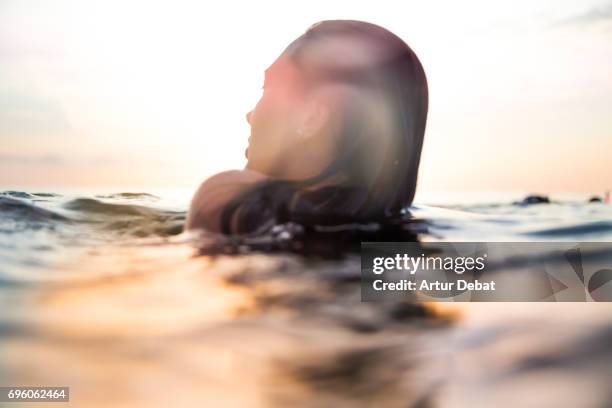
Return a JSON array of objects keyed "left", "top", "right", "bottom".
[{"left": 2, "top": 240, "right": 454, "bottom": 407}]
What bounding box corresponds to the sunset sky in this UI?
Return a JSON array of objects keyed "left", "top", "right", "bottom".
[{"left": 1, "top": 0, "right": 611, "bottom": 193}]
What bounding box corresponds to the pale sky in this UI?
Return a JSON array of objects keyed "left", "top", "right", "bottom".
[{"left": 1, "top": 0, "right": 611, "bottom": 193}]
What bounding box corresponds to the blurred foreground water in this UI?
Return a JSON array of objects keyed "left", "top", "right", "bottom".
[{"left": 1, "top": 189, "right": 612, "bottom": 407}]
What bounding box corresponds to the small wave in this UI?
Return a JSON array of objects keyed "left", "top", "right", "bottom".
[
  {"left": 63, "top": 198, "right": 163, "bottom": 216},
  {"left": 103, "top": 217, "right": 185, "bottom": 237},
  {"left": 526, "top": 220, "right": 612, "bottom": 237},
  {"left": 95, "top": 192, "right": 159, "bottom": 200},
  {"left": 1, "top": 190, "right": 35, "bottom": 199},
  {"left": 63, "top": 198, "right": 185, "bottom": 237},
  {"left": 1, "top": 191, "right": 62, "bottom": 203},
  {"left": 31, "top": 192, "right": 62, "bottom": 198},
  {"left": 0, "top": 196, "right": 69, "bottom": 223}
]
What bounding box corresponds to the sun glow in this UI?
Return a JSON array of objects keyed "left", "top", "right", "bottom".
[{"left": 1, "top": 0, "right": 611, "bottom": 192}]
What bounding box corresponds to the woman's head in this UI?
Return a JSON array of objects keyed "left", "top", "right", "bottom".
[
  {"left": 245, "top": 20, "right": 428, "bottom": 216},
  {"left": 218, "top": 20, "right": 427, "bottom": 234}
]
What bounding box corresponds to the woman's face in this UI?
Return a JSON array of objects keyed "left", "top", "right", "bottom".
[
  {"left": 244, "top": 34, "right": 390, "bottom": 181},
  {"left": 245, "top": 56, "right": 307, "bottom": 177}
]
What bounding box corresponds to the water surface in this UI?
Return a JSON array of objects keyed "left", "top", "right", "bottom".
[{"left": 1, "top": 189, "right": 611, "bottom": 407}]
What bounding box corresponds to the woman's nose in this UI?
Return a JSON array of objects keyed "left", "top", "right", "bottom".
[{"left": 246, "top": 110, "right": 253, "bottom": 124}]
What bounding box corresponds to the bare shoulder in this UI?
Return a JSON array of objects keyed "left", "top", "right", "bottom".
[{"left": 186, "top": 169, "right": 268, "bottom": 232}]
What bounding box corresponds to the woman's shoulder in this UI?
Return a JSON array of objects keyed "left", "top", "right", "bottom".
[
  {"left": 196, "top": 169, "right": 268, "bottom": 190},
  {"left": 186, "top": 169, "right": 269, "bottom": 232}
]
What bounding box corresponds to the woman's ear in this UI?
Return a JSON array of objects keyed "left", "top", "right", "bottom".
[{"left": 298, "top": 99, "right": 331, "bottom": 140}]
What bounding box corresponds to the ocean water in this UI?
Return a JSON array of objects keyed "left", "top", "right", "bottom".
[{"left": 1, "top": 188, "right": 612, "bottom": 407}]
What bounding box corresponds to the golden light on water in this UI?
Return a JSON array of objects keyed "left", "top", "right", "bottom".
[
  {"left": 31, "top": 245, "right": 254, "bottom": 338},
  {"left": 6, "top": 238, "right": 612, "bottom": 407}
]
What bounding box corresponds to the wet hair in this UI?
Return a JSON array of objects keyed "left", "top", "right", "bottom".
[{"left": 222, "top": 20, "right": 428, "bottom": 234}]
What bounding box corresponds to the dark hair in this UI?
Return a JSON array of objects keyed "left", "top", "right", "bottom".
[{"left": 222, "top": 20, "right": 428, "bottom": 234}]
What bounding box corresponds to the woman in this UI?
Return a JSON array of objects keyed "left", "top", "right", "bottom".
[{"left": 187, "top": 20, "right": 428, "bottom": 235}]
